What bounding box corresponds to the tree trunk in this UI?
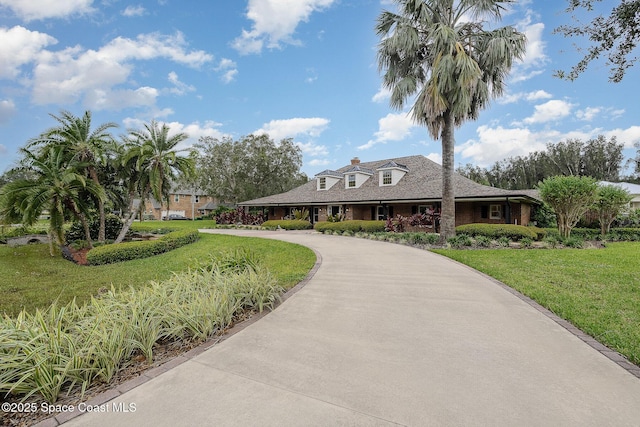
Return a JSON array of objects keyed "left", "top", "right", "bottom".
[
  {"left": 115, "top": 192, "right": 139, "bottom": 244},
  {"left": 439, "top": 111, "right": 456, "bottom": 243},
  {"left": 89, "top": 166, "right": 106, "bottom": 242}
]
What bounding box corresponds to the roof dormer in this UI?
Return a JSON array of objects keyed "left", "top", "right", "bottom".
[
  {"left": 315, "top": 170, "right": 341, "bottom": 191},
  {"left": 377, "top": 161, "right": 409, "bottom": 186},
  {"left": 343, "top": 165, "right": 374, "bottom": 189}
]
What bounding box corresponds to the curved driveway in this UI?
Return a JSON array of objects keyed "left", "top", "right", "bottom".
[{"left": 63, "top": 229, "right": 640, "bottom": 427}]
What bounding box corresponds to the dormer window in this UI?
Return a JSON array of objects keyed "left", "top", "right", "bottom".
[
  {"left": 378, "top": 161, "right": 409, "bottom": 186},
  {"left": 382, "top": 170, "right": 392, "bottom": 185},
  {"left": 343, "top": 165, "right": 373, "bottom": 189},
  {"left": 315, "top": 170, "right": 341, "bottom": 191}
]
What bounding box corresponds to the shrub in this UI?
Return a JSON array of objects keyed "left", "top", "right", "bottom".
[
  {"left": 261, "top": 220, "right": 312, "bottom": 230},
  {"left": 66, "top": 214, "right": 125, "bottom": 242},
  {"left": 0, "top": 251, "right": 282, "bottom": 403},
  {"left": 563, "top": 236, "right": 584, "bottom": 248},
  {"left": 474, "top": 235, "right": 492, "bottom": 247},
  {"left": 497, "top": 236, "right": 510, "bottom": 247},
  {"left": 456, "top": 223, "right": 543, "bottom": 240},
  {"left": 519, "top": 237, "right": 533, "bottom": 248},
  {"left": 215, "top": 208, "right": 264, "bottom": 225},
  {"left": 314, "top": 220, "right": 385, "bottom": 233},
  {"left": 86, "top": 230, "right": 200, "bottom": 265},
  {"left": 448, "top": 234, "right": 472, "bottom": 248}
]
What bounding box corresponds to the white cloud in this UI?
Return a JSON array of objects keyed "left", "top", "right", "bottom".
[
  {"left": 122, "top": 5, "right": 146, "bottom": 17},
  {"left": 0, "top": 26, "right": 57, "bottom": 79},
  {"left": 254, "top": 117, "right": 330, "bottom": 141},
  {"left": 372, "top": 86, "right": 391, "bottom": 103},
  {"left": 510, "top": 13, "right": 548, "bottom": 83},
  {"left": 30, "top": 32, "right": 212, "bottom": 109},
  {"left": 232, "top": 0, "right": 336, "bottom": 54},
  {"left": 603, "top": 126, "right": 640, "bottom": 148},
  {"left": 576, "top": 107, "right": 601, "bottom": 122},
  {"left": 523, "top": 99, "right": 574, "bottom": 124},
  {"left": 123, "top": 118, "right": 228, "bottom": 151},
  {"left": 358, "top": 112, "right": 415, "bottom": 150},
  {"left": 85, "top": 86, "right": 158, "bottom": 110},
  {"left": 296, "top": 141, "right": 329, "bottom": 157},
  {"left": 456, "top": 123, "right": 640, "bottom": 166},
  {"left": 308, "top": 158, "right": 330, "bottom": 167},
  {"left": 215, "top": 58, "right": 238, "bottom": 83},
  {"left": 0, "top": 99, "right": 16, "bottom": 123},
  {"left": 426, "top": 153, "right": 442, "bottom": 165},
  {"left": 498, "top": 89, "right": 552, "bottom": 105},
  {"left": 457, "top": 125, "right": 548, "bottom": 165},
  {"left": 0, "top": 0, "right": 95, "bottom": 21},
  {"left": 167, "top": 71, "right": 195, "bottom": 95}
]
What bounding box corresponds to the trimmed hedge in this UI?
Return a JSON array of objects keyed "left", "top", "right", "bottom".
[
  {"left": 455, "top": 223, "right": 545, "bottom": 240},
  {"left": 86, "top": 230, "right": 200, "bottom": 265},
  {"left": 261, "top": 220, "right": 312, "bottom": 230},
  {"left": 314, "top": 220, "right": 386, "bottom": 233},
  {"left": 544, "top": 227, "right": 640, "bottom": 241}
]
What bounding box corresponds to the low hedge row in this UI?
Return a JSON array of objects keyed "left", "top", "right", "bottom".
[
  {"left": 314, "top": 220, "right": 386, "bottom": 233},
  {"left": 86, "top": 230, "right": 200, "bottom": 265},
  {"left": 455, "top": 223, "right": 545, "bottom": 240},
  {"left": 544, "top": 227, "right": 640, "bottom": 241},
  {"left": 261, "top": 220, "right": 312, "bottom": 230}
]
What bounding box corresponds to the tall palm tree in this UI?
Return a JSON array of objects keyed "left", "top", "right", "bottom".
[
  {"left": 27, "top": 110, "right": 118, "bottom": 242},
  {"left": 0, "top": 147, "right": 105, "bottom": 255},
  {"left": 376, "top": 0, "right": 526, "bottom": 240},
  {"left": 114, "top": 120, "right": 195, "bottom": 243}
]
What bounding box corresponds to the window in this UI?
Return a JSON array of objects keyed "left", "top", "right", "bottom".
[
  {"left": 348, "top": 174, "right": 356, "bottom": 188},
  {"left": 490, "top": 204, "right": 502, "bottom": 219},
  {"left": 376, "top": 206, "right": 385, "bottom": 221},
  {"left": 328, "top": 205, "right": 341, "bottom": 216},
  {"left": 418, "top": 205, "right": 434, "bottom": 214},
  {"left": 382, "top": 170, "right": 392, "bottom": 185},
  {"left": 174, "top": 194, "right": 180, "bottom": 202},
  {"left": 194, "top": 195, "right": 200, "bottom": 203},
  {"left": 319, "top": 177, "right": 326, "bottom": 190}
]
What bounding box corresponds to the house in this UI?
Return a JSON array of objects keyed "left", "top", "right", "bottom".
[
  {"left": 142, "top": 188, "right": 225, "bottom": 220},
  {"left": 239, "top": 155, "right": 541, "bottom": 227}
]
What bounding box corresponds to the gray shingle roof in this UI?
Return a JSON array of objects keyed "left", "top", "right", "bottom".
[
  {"left": 240, "top": 155, "right": 541, "bottom": 206},
  {"left": 315, "top": 169, "right": 342, "bottom": 178},
  {"left": 343, "top": 165, "right": 374, "bottom": 175},
  {"left": 377, "top": 161, "right": 408, "bottom": 171}
]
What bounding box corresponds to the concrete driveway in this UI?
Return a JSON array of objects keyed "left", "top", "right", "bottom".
[{"left": 60, "top": 229, "right": 640, "bottom": 427}]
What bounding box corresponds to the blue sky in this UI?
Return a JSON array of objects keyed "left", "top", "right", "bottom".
[{"left": 0, "top": 0, "right": 639, "bottom": 178}]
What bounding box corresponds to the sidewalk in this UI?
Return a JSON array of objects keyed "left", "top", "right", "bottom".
[{"left": 61, "top": 230, "right": 640, "bottom": 426}]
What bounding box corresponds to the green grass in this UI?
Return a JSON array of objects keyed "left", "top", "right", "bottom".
[
  {"left": 432, "top": 242, "right": 640, "bottom": 365},
  {"left": 0, "top": 233, "right": 315, "bottom": 316}
]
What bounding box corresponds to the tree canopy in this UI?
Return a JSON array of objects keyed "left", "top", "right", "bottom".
[
  {"left": 195, "top": 134, "right": 308, "bottom": 205},
  {"left": 555, "top": 0, "right": 640, "bottom": 82},
  {"left": 457, "top": 135, "right": 625, "bottom": 189},
  {"left": 538, "top": 175, "right": 599, "bottom": 239},
  {"left": 376, "top": 0, "right": 526, "bottom": 240}
]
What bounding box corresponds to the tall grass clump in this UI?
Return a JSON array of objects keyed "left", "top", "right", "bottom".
[{"left": 0, "top": 249, "right": 283, "bottom": 404}]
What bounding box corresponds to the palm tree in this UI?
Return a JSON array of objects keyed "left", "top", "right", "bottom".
[
  {"left": 114, "top": 120, "right": 195, "bottom": 243},
  {"left": 27, "top": 110, "right": 118, "bottom": 242},
  {"left": 376, "top": 0, "right": 526, "bottom": 240},
  {"left": 0, "top": 147, "right": 105, "bottom": 255}
]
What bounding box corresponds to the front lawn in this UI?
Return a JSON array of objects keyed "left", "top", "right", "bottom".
[
  {"left": 432, "top": 242, "right": 640, "bottom": 365},
  {"left": 0, "top": 233, "right": 316, "bottom": 316}
]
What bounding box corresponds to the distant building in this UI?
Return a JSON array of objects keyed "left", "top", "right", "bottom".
[{"left": 143, "top": 188, "right": 226, "bottom": 220}]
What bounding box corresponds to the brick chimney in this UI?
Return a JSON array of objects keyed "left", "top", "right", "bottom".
[{"left": 351, "top": 157, "right": 360, "bottom": 165}]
